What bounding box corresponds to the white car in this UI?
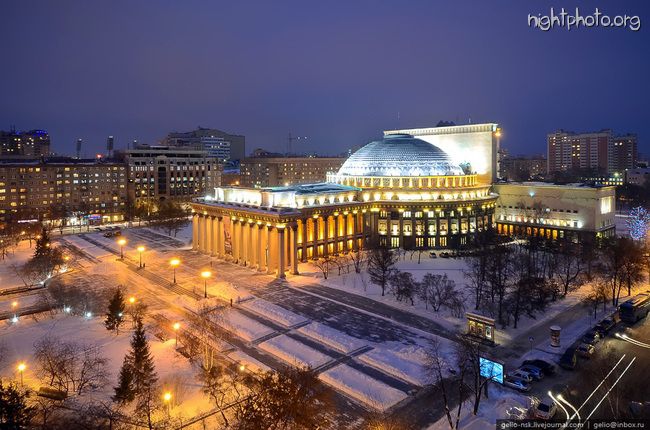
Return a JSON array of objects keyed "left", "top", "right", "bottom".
[
  {"left": 534, "top": 401, "right": 557, "bottom": 420},
  {"left": 505, "top": 406, "right": 528, "bottom": 420},
  {"left": 508, "top": 369, "right": 533, "bottom": 383}
]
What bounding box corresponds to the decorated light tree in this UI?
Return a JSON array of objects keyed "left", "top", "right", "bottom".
[{"left": 626, "top": 206, "right": 650, "bottom": 241}]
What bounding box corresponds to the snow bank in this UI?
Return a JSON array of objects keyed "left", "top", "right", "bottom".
[
  {"left": 258, "top": 335, "right": 332, "bottom": 368},
  {"left": 228, "top": 350, "right": 272, "bottom": 373},
  {"left": 219, "top": 310, "right": 275, "bottom": 342},
  {"left": 357, "top": 346, "right": 432, "bottom": 386},
  {"left": 241, "top": 299, "right": 309, "bottom": 328},
  {"left": 209, "top": 281, "right": 253, "bottom": 303},
  {"left": 319, "top": 364, "right": 408, "bottom": 412},
  {"left": 296, "top": 322, "right": 366, "bottom": 353}
]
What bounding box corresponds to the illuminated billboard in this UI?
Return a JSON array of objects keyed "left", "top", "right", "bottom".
[
  {"left": 385, "top": 123, "right": 500, "bottom": 184},
  {"left": 479, "top": 356, "right": 504, "bottom": 384}
]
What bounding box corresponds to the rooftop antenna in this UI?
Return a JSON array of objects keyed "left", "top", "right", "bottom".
[{"left": 287, "top": 133, "right": 307, "bottom": 156}]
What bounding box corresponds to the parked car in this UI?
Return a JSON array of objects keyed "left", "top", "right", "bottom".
[
  {"left": 505, "top": 406, "right": 528, "bottom": 420},
  {"left": 595, "top": 318, "right": 616, "bottom": 336},
  {"left": 576, "top": 343, "right": 595, "bottom": 358},
  {"left": 522, "top": 359, "right": 556, "bottom": 376},
  {"left": 103, "top": 230, "right": 122, "bottom": 238},
  {"left": 519, "top": 365, "right": 544, "bottom": 380},
  {"left": 582, "top": 330, "right": 600, "bottom": 345},
  {"left": 429, "top": 252, "right": 437, "bottom": 258},
  {"left": 503, "top": 376, "right": 531, "bottom": 392},
  {"left": 508, "top": 369, "right": 533, "bottom": 383},
  {"left": 559, "top": 349, "right": 578, "bottom": 370},
  {"left": 440, "top": 252, "right": 450, "bottom": 258},
  {"left": 533, "top": 401, "right": 558, "bottom": 420}
]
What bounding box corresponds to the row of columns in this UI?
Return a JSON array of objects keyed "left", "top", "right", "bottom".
[
  {"left": 192, "top": 211, "right": 368, "bottom": 278},
  {"left": 193, "top": 214, "right": 298, "bottom": 279}
]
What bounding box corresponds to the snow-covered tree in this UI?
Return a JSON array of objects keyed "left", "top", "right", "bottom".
[{"left": 105, "top": 287, "right": 126, "bottom": 334}]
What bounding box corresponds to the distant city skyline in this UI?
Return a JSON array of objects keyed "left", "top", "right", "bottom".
[{"left": 1, "top": 1, "right": 648, "bottom": 157}]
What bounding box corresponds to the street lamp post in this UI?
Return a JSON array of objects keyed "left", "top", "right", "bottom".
[
  {"left": 170, "top": 259, "right": 180, "bottom": 284},
  {"left": 137, "top": 246, "right": 145, "bottom": 268},
  {"left": 173, "top": 322, "right": 180, "bottom": 347},
  {"left": 17, "top": 362, "right": 26, "bottom": 388},
  {"left": 117, "top": 238, "right": 127, "bottom": 260},
  {"left": 163, "top": 391, "right": 172, "bottom": 416},
  {"left": 201, "top": 271, "right": 211, "bottom": 298}
]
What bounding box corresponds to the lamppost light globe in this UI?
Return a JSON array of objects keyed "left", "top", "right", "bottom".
[
  {"left": 201, "top": 271, "right": 211, "bottom": 278},
  {"left": 137, "top": 246, "right": 145, "bottom": 252},
  {"left": 17, "top": 363, "right": 26, "bottom": 372},
  {"left": 163, "top": 392, "right": 172, "bottom": 402},
  {"left": 173, "top": 322, "right": 180, "bottom": 331}
]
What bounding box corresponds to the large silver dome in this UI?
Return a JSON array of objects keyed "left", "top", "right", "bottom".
[{"left": 337, "top": 134, "right": 463, "bottom": 177}]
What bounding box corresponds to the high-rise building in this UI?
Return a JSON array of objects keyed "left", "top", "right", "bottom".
[
  {"left": 240, "top": 150, "right": 346, "bottom": 188},
  {"left": 118, "top": 145, "right": 221, "bottom": 206},
  {"left": 0, "top": 129, "right": 51, "bottom": 158},
  {"left": 0, "top": 157, "right": 127, "bottom": 224},
  {"left": 164, "top": 127, "right": 245, "bottom": 162},
  {"left": 547, "top": 129, "right": 637, "bottom": 175},
  {"left": 499, "top": 154, "right": 546, "bottom": 180}
]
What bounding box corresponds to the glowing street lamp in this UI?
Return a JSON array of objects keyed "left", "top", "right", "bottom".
[
  {"left": 170, "top": 259, "right": 180, "bottom": 284},
  {"left": 17, "top": 362, "right": 26, "bottom": 387},
  {"left": 173, "top": 322, "right": 181, "bottom": 347},
  {"left": 117, "top": 238, "right": 127, "bottom": 260},
  {"left": 137, "top": 246, "right": 145, "bottom": 268},
  {"left": 239, "top": 364, "right": 246, "bottom": 372},
  {"left": 128, "top": 296, "right": 136, "bottom": 305},
  {"left": 163, "top": 391, "right": 172, "bottom": 416},
  {"left": 201, "top": 271, "right": 211, "bottom": 298}
]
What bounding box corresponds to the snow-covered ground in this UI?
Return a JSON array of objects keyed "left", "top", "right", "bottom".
[
  {"left": 297, "top": 322, "right": 367, "bottom": 353},
  {"left": 0, "top": 241, "right": 40, "bottom": 291},
  {"left": 241, "top": 298, "right": 309, "bottom": 328},
  {"left": 218, "top": 309, "right": 275, "bottom": 343},
  {"left": 319, "top": 364, "right": 409, "bottom": 412},
  {"left": 357, "top": 344, "right": 434, "bottom": 386},
  {"left": 0, "top": 313, "right": 213, "bottom": 421},
  {"left": 258, "top": 335, "right": 333, "bottom": 368}
]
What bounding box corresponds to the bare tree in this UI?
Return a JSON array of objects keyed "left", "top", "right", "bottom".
[
  {"left": 555, "top": 241, "right": 585, "bottom": 296},
  {"left": 33, "top": 336, "right": 108, "bottom": 395},
  {"left": 367, "top": 248, "right": 398, "bottom": 296},
  {"left": 313, "top": 256, "right": 334, "bottom": 280},
  {"left": 349, "top": 249, "right": 367, "bottom": 274},
  {"left": 233, "top": 367, "right": 334, "bottom": 430},
  {"left": 424, "top": 338, "right": 467, "bottom": 429},
  {"left": 199, "top": 363, "right": 246, "bottom": 427},
  {"left": 185, "top": 303, "right": 224, "bottom": 372},
  {"left": 389, "top": 271, "right": 417, "bottom": 305}
]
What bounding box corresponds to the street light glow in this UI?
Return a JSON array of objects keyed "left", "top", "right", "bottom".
[
  {"left": 11, "top": 301, "right": 18, "bottom": 308},
  {"left": 17, "top": 362, "right": 26, "bottom": 372},
  {"left": 137, "top": 246, "right": 145, "bottom": 253},
  {"left": 163, "top": 391, "right": 172, "bottom": 402},
  {"left": 201, "top": 271, "right": 211, "bottom": 279},
  {"left": 117, "top": 238, "right": 127, "bottom": 246},
  {"left": 173, "top": 322, "right": 180, "bottom": 331},
  {"left": 170, "top": 259, "right": 180, "bottom": 267},
  {"left": 129, "top": 296, "right": 136, "bottom": 304}
]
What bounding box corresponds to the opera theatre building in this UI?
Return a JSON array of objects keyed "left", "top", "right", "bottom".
[{"left": 190, "top": 123, "right": 616, "bottom": 278}]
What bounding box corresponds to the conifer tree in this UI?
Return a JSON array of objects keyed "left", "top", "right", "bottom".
[
  {"left": 113, "top": 357, "right": 135, "bottom": 404},
  {"left": 128, "top": 319, "right": 158, "bottom": 395},
  {"left": 105, "top": 288, "right": 126, "bottom": 334},
  {"left": 0, "top": 380, "right": 36, "bottom": 427}
]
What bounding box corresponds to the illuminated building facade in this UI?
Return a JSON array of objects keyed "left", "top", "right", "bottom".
[
  {"left": 493, "top": 182, "right": 616, "bottom": 242},
  {"left": 191, "top": 130, "right": 500, "bottom": 278},
  {"left": 191, "top": 123, "right": 617, "bottom": 278}
]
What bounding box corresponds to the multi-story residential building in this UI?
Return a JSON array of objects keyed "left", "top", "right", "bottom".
[
  {"left": 0, "top": 157, "right": 127, "bottom": 224},
  {"left": 118, "top": 145, "right": 221, "bottom": 206},
  {"left": 0, "top": 129, "right": 51, "bottom": 158},
  {"left": 547, "top": 130, "right": 637, "bottom": 175},
  {"left": 240, "top": 151, "right": 346, "bottom": 188},
  {"left": 499, "top": 154, "right": 546, "bottom": 180},
  {"left": 164, "top": 127, "right": 246, "bottom": 162}
]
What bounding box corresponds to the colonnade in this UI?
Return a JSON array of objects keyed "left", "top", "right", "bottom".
[{"left": 192, "top": 209, "right": 367, "bottom": 278}]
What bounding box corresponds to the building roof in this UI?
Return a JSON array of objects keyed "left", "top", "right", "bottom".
[
  {"left": 264, "top": 182, "right": 359, "bottom": 195},
  {"left": 337, "top": 134, "right": 463, "bottom": 177}
]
